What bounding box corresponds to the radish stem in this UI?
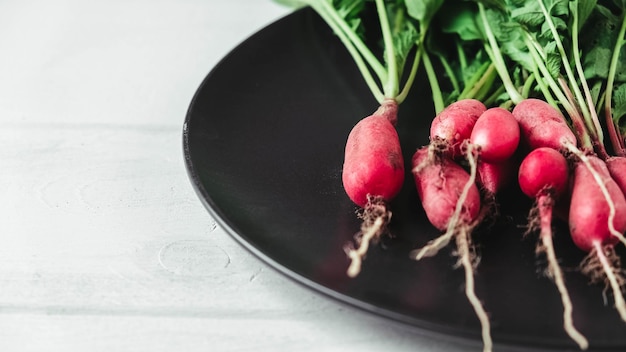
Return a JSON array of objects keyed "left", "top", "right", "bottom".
[{"left": 604, "top": 11, "right": 626, "bottom": 156}]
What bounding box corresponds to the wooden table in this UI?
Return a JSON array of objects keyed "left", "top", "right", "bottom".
[{"left": 0, "top": 2, "right": 468, "bottom": 351}]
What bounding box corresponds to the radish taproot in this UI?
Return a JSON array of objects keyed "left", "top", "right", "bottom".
[
  {"left": 410, "top": 146, "right": 492, "bottom": 352},
  {"left": 518, "top": 148, "right": 588, "bottom": 349}
]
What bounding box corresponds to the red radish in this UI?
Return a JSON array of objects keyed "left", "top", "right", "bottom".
[
  {"left": 342, "top": 99, "right": 404, "bottom": 278},
  {"left": 518, "top": 148, "right": 587, "bottom": 349},
  {"left": 606, "top": 156, "right": 626, "bottom": 196},
  {"left": 469, "top": 107, "right": 520, "bottom": 163},
  {"left": 412, "top": 147, "right": 481, "bottom": 233},
  {"left": 568, "top": 153, "right": 626, "bottom": 322},
  {"left": 429, "top": 99, "right": 486, "bottom": 158},
  {"left": 477, "top": 159, "right": 516, "bottom": 196},
  {"left": 512, "top": 99, "right": 577, "bottom": 151},
  {"left": 569, "top": 155, "right": 626, "bottom": 251},
  {"left": 342, "top": 100, "right": 404, "bottom": 207},
  {"left": 518, "top": 148, "right": 569, "bottom": 200},
  {"left": 411, "top": 146, "right": 492, "bottom": 351}
]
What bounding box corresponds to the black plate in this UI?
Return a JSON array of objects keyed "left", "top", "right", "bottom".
[{"left": 183, "top": 7, "right": 626, "bottom": 352}]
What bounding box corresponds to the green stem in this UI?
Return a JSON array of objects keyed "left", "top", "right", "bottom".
[
  {"left": 571, "top": 0, "right": 605, "bottom": 149},
  {"left": 521, "top": 73, "right": 536, "bottom": 99},
  {"left": 457, "top": 38, "right": 468, "bottom": 70},
  {"left": 531, "top": 67, "right": 558, "bottom": 107},
  {"left": 317, "top": 1, "right": 387, "bottom": 84},
  {"left": 313, "top": 4, "right": 384, "bottom": 103},
  {"left": 374, "top": 0, "right": 398, "bottom": 98},
  {"left": 478, "top": 3, "right": 524, "bottom": 104},
  {"left": 526, "top": 34, "right": 594, "bottom": 149},
  {"left": 537, "top": 0, "right": 593, "bottom": 134},
  {"left": 423, "top": 50, "right": 445, "bottom": 114},
  {"left": 604, "top": 12, "right": 626, "bottom": 156},
  {"left": 484, "top": 85, "right": 505, "bottom": 107},
  {"left": 439, "top": 53, "right": 460, "bottom": 94},
  {"left": 396, "top": 32, "right": 426, "bottom": 104},
  {"left": 524, "top": 35, "right": 576, "bottom": 116},
  {"left": 473, "top": 63, "right": 498, "bottom": 102},
  {"left": 459, "top": 61, "right": 491, "bottom": 100}
]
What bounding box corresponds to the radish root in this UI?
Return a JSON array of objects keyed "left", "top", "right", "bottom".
[
  {"left": 564, "top": 141, "right": 626, "bottom": 246},
  {"left": 345, "top": 195, "right": 391, "bottom": 278},
  {"left": 582, "top": 242, "right": 626, "bottom": 322},
  {"left": 410, "top": 143, "right": 480, "bottom": 260},
  {"left": 456, "top": 225, "right": 492, "bottom": 352},
  {"left": 535, "top": 195, "right": 589, "bottom": 350}
]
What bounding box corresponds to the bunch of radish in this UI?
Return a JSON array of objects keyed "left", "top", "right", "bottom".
[
  {"left": 408, "top": 99, "right": 523, "bottom": 352},
  {"left": 274, "top": 0, "right": 626, "bottom": 350}
]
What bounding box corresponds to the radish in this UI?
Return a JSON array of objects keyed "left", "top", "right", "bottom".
[
  {"left": 429, "top": 99, "right": 487, "bottom": 159},
  {"left": 411, "top": 146, "right": 492, "bottom": 352},
  {"left": 469, "top": 107, "right": 520, "bottom": 163},
  {"left": 476, "top": 159, "right": 516, "bottom": 196},
  {"left": 411, "top": 147, "right": 481, "bottom": 234},
  {"left": 518, "top": 148, "right": 588, "bottom": 349},
  {"left": 342, "top": 100, "right": 404, "bottom": 278},
  {"left": 342, "top": 100, "right": 404, "bottom": 208},
  {"left": 568, "top": 153, "right": 626, "bottom": 322},
  {"left": 511, "top": 99, "right": 577, "bottom": 152},
  {"left": 606, "top": 156, "right": 626, "bottom": 196}
]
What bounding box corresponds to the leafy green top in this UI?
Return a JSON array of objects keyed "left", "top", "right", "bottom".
[
  {"left": 274, "top": 0, "right": 443, "bottom": 105},
  {"left": 274, "top": 0, "right": 626, "bottom": 155}
]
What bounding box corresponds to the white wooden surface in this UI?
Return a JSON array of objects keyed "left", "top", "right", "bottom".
[{"left": 0, "top": 1, "right": 469, "bottom": 351}]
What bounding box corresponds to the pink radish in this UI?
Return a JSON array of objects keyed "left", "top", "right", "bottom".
[
  {"left": 568, "top": 153, "right": 626, "bottom": 322},
  {"left": 569, "top": 155, "right": 626, "bottom": 252},
  {"left": 342, "top": 99, "right": 404, "bottom": 278},
  {"left": 469, "top": 107, "right": 520, "bottom": 163},
  {"left": 429, "top": 99, "right": 486, "bottom": 158},
  {"left": 411, "top": 146, "right": 492, "bottom": 351},
  {"left": 412, "top": 147, "right": 481, "bottom": 233},
  {"left": 518, "top": 148, "right": 587, "bottom": 349},
  {"left": 477, "top": 159, "right": 516, "bottom": 196},
  {"left": 342, "top": 100, "right": 404, "bottom": 207},
  {"left": 512, "top": 99, "right": 577, "bottom": 151},
  {"left": 606, "top": 156, "right": 626, "bottom": 196}
]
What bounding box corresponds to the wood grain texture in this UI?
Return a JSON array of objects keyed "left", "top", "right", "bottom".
[{"left": 0, "top": 1, "right": 467, "bottom": 351}]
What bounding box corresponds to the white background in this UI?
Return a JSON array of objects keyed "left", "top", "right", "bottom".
[{"left": 0, "top": 1, "right": 470, "bottom": 351}]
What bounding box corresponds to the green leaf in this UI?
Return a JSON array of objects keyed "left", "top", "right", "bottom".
[
  {"left": 581, "top": 4, "right": 626, "bottom": 81},
  {"left": 405, "top": 0, "right": 443, "bottom": 23},
  {"left": 392, "top": 19, "right": 420, "bottom": 67},
  {"left": 575, "top": 0, "right": 598, "bottom": 29},
  {"left": 440, "top": 2, "right": 483, "bottom": 41},
  {"left": 613, "top": 83, "right": 626, "bottom": 125},
  {"left": 545, "top": 51, "right": 562, "bottom": 78},
  {"left": 486, "top": 8, "right": 535, "bottom": 70}
]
